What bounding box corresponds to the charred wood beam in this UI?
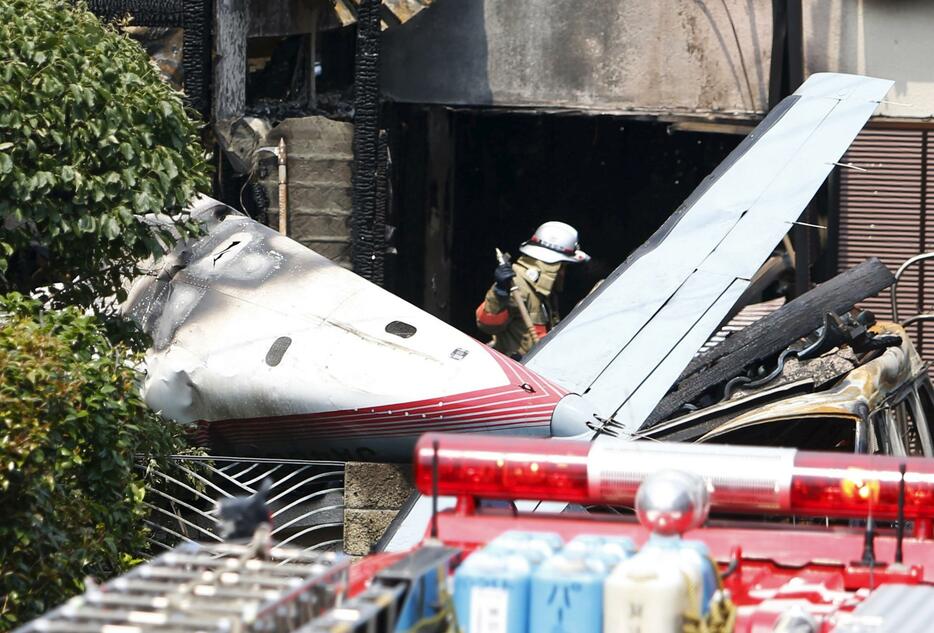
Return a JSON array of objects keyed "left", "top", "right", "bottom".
[
  {"left": 819, "top": 168, "right": 841, "bottom": 281},
  {"left": 86, "top": 0, "right": 184, "bottom": 25},
  {"left": 767, "top": 0, "right": 785, "bottom": 110},
  {"left": 213, "top": 0, "right": 247, "bottom": 121},
  {"left": 376, "top": 128, "right": 390, "bottom": 258},
  {"left": 351, "top": 0, "right": 385, "bottom": 284},
  {"left": 85, "top": 0, "right": 212, "bottom": 119},
  {"left": 770, "top": 0, "right": 812, "bottom": 296},
  {"left": 768, "top": 0, "right": 803, "bottom": 110},
  {"left": 793, "top": 204, "right": 815, "bottom": 297},
  {"left": 643, "top": 258, "right": 895, "bottom": 428},
  {"left": 421, "top": 107, "right": 454, "bottom": 321},
  {"left": 183, "top": 0, "right": 212, "bottom": 118}
]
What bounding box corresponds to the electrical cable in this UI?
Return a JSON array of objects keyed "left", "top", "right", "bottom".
[
  {"left": 717, "top": 0, "right": 757, "bottom": 110},
  {"left": 239, "top": 146, "right": 279, "bottom": 218}
]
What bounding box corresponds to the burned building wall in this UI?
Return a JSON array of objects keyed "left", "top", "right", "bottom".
[
  {"left": 385, "top": 109, "right": 743, "bottom": 333},
  {"left": 381, "top": 0, "right": 934, "bottom": 120},
  {"left": 802, "top": 1, "right": 934, "bottom": 120},
  {"left": 381, "top": 0, "right": 772, "bottom": 116},
  {"left": 87, "top": 0, "right": 212, "bottom": 118}
]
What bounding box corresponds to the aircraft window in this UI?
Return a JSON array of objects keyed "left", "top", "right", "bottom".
[
  {"left": 702, "top": 417, "right": 856, "bottom": 452},
  {"left": 385, "top": 321, "right": 417, "bottom": 338},
  {"left": 265, "top": 336, "right": 292, "bottom": 367}
]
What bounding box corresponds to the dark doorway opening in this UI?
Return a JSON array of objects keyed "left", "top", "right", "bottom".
[{"left": 385, "top": 105, "right": 744, "bottom": 338}]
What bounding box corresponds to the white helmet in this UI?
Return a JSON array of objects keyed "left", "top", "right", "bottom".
[{"left": 519, "top": 221, "right": 590, "bottom": 264}]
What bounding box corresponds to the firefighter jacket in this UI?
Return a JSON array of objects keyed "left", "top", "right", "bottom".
[{"left": 475, "top": 255, "right": 563, "bottom": 358}]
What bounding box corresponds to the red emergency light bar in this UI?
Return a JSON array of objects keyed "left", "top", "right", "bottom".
[{"left": 413, "top": 434, "right": 934, "bottom": 521}]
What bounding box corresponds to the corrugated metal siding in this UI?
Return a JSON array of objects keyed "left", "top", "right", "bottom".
[
  {"left": 838, "top": 127, "right": 933, "bottom": 366},
  {"left": 698, "top": 297, "right": 786, "bottom": 355}
]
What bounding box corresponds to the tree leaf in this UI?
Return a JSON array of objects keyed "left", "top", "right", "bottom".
[
  {"left": 0, "top": 294, "right": 189, "bottom": 627},
  {"left": 0, "top": 0, "right": 211, "bottom": 309},
  {"left": 77, "top": 215, "right": 94, "bottom": 233},
  {"left": 101, "top": 215, "right": 120, "bottom": 240}
]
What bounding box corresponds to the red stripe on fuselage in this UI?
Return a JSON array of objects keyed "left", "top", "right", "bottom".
[
  {"left": 211, "top": 405, "right": 560, "bottom": 440},
  {"left": 213, "top": 417, "right": 554, "bottom": 442},
  {"left": 198, "top": 345, "right": 567, "bottom": 447},
  {"left": 209, "top": 386, "right": 559, "bottom": 434}
]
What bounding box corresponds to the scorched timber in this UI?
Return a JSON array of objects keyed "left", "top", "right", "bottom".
[{"left": 643, "top": 257, "right": 895, "bottom": 428}]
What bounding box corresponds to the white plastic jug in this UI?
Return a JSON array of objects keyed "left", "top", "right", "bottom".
[{"left": 604, "top": 548, "right": 690, "bottom": 633}]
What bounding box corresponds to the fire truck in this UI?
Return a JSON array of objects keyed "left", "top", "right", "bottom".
[{"left": 18, "top": 431, "right": 934, "bottom": 632}]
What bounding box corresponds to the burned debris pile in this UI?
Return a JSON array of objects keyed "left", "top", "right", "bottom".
[{"left": 645, "top": 258, "right": 898, "bottom": 427}]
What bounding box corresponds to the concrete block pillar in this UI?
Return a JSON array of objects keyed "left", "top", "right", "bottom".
[{"left": 343, "top": 462, "right": 414, "bottom": 556}]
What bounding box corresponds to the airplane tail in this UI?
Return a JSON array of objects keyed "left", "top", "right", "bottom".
[
  {"left": 379, "top": 74, "right": 892, "bottom": 552},
  {"left": 523, "top": 73, "right": 892, "bottom": 437}
]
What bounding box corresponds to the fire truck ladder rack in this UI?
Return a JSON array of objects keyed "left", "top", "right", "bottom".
[{"left": 15, "top": 541, "right": 350, "bottom": 632}]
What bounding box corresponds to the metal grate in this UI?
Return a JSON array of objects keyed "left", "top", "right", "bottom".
[
  {"left": 838, "top": 126, "right": 934, "bottom": 369},
  {"left": 142, "top": 456, "right": 345, "bottom": 555},
  {"left": 15, "top": 541, "right": 350, "bottom": 633}
]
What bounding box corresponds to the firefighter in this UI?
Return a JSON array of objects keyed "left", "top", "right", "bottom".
[{"left": 476, "top": 221, "right": 590, "bottom": 358}]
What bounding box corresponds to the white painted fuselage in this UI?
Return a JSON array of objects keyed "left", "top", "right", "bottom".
[{"left": 126, "top": 202, "right": 571, "bottom": 461}]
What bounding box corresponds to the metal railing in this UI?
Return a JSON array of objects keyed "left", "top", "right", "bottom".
[
  {"left": 891, "top": 252, "right": 934, "bottom": 323},
  {"left": 141, "top": 455, "right": 345, "bottom": 555}
]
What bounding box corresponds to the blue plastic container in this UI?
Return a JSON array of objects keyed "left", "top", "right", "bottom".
[
  {"left": 530, "top": 548, "right": 609, "bottom": 633},
  {"left": 564, "top": 534, "right": 636, "bottom": 567},
  {"left": 454, "top": 549, "right": 533, "bottom": 633},
  {"left": 489, "top": 530, "right": 563, "bottom": 561}
]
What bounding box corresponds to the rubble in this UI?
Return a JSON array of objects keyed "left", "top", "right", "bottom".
[{"left": 646, "top": 257, "right": 897, "bottom": 427}]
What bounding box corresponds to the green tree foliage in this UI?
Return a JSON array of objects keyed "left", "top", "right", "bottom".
[
  {"left": 0, "top": 0, "right": 210, "bottom": 309},
  {"left": 0, "top": 294, "right": 181, "bottom": 629}
]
